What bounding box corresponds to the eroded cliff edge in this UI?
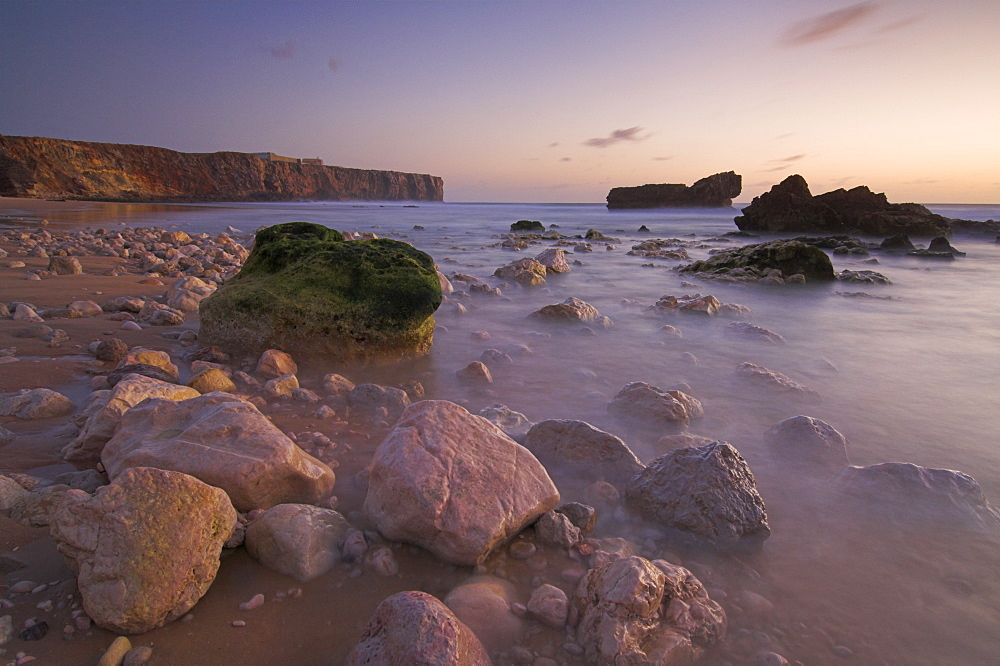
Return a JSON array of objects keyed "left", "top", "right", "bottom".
[
  {"left": 0, "top": 136, "right": 444, "bottom": 203},
  {"left": 607, "top": 171, "right": 741, "bottom": 209}
]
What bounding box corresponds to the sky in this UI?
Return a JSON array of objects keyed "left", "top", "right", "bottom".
[{"left": 1, "top": 1, "right": 998, "bottom": 204}]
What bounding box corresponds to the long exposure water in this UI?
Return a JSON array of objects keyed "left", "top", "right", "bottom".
[{"left": 3, "top": 198, "right": 999, "bottom": 663}]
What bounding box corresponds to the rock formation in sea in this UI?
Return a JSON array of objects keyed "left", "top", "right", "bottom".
[
  {"left": 735, "top": 174, "right": 951, "bottom": 237},
  {"left": 0, "top": 135, "right": 443, "bottom": 202},
  {"left": 606, "top": 171, "right": 741, "bottom": 209},
  {"left": 199, "top": 222, "right": 442, "bottom": 363}
]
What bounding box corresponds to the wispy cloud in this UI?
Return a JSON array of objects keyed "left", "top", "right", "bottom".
[
  {"left": 583, "top": 126, "right": 649, "bottom": 148},
  {"left": 268, "top": 40, "right": 295, "bottom": 59},
  {"left": 771, "top": 154, "right": 807, "bottom": 163},
  {"left": 548, "top": 142, "right": 559, "bottom": 148},
  {"left": 652, "top": 156, "right": 673, "bottom": 161},
  {"left": 780, "top": 2, "right": 880, "bottom": 46},
  {"left": 763, "top": 153, "right": 807, "bottom": 171},
  {"left": 328, "top": 57, "right": 340, "bottom": 72},
  {"left": 560, "top": 157, "right": 571, "bottom": 162}
]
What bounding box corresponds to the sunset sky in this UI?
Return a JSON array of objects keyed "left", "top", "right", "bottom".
[{"left": 2, "top": 1, "right": 998, "bottom": 203}]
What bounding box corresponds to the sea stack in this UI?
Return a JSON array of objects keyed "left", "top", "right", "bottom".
[{"left": 606, "top": 171, "right": 741, "bottom": 209}]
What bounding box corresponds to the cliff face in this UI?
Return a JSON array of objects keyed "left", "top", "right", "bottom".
[
  {"left": 607, "top": 171, "right": 741, "bottom": 209},
  {"left": 0, "top": 136, "right": 444, "bottom": 203}
]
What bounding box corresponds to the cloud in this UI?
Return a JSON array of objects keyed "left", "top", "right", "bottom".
[
  {"left": 328, "top": 57, "right": 340, "bottom": 72},
  {"left": 652, "top": 156, "right": 673, "bottom": 161},
  {"left": 902, "top": 178, "right": 941, "bottom": 185},
  {"left": 583, "top": 126, "right": 649, "bottom": 148},
  {"left": 548, "top": 142, "right": 559, "bottom": 148},
  {"left": 268, "top": 40, "right": 295, "bottom": 59},
  {"left": 780, "top": 2, "right": 879, "bottom": 46},
  {"left": 770, "top": 154, "right": 807, "bottom": 163},
  {"left": 560, "top": 157, "right": 571, "bottom": 162}
]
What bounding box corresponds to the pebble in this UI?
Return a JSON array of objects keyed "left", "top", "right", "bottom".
[
  {"left": 29, "top": 585, "right": 46, "bottom": 595},
  {"left": 508, "top": 542, "right": 536, "bottom": 560},
  {"left": 231, "top": 620, "right": 246, "bottom": 628},
  {"left": 120, "top": 321, "right": 142, "bottom": 331},
  {"left": 562, "top": 642, "right": 584, "bottom": 655},
  {"left": 122, "top": 645, "right": 154, "bottom": 666},
  {"left": 9, "top": 581, "right": 36, "bottom": 594},
  {"left": 510, "top": 602, "right": 527, "bottom": 618},
  {"left": 17, "top": 621, "right": 47, "bottom": 641},
  {"left": 97, "top": 636, "right": 132, "bottom": 666},
  {"left": 238, "top": 594, "right": 265, "bottom": 611}
]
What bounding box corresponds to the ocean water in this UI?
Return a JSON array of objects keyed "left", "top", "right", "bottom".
[{"left": 3, "top": 198, "right": 1000, "bottom": 663}]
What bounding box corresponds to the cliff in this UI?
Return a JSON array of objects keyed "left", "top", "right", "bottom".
[
  {"left": 0, "top": 135, "right": 443, "bottom": 203},
  {"left": 734, "top": 175, "right": 951, "bottom": 237},
  {"left": 607, "top": 171, "right": 741, "bottom": 209}
]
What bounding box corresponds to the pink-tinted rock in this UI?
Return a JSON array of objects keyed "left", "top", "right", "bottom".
[
  {"left": 523, "top": 419, "right": 644, "bottom": 487},
  {"left": 608, "top": 382, "right": 702, "bottom": 427},
  {"left": 244, "top": 503, "right": 350, "bottom": 581},
  {"left": 255, "top": 349, "right": 298, "bottom": 380},
  {"left": 444, "top": 576, "right": 526, "bottom": 653},
  {"left": 0, "top": 388, "right": 74, "bottom": 420}
]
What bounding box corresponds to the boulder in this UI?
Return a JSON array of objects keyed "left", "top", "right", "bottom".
[
  {"left": 680, "top": 239, "right": 835, "bottom": 282},
  {"left": 106, "top": 363, "right": 179, "bottom": 386},
  {"left": 493, "top": 258, "right": 547, "bottom": 287},
  {"left": 0, "top": 475, "right": 29, "bottom": 512},
  {"left": 527, "top": 584, "right": 569, "bottom": 629},
  {"left": 570, "top": 556, "right": 726, "bottom": 663},
  {"left": 322, "top": 373, "right": 356, "bottom": 398},
  {"left": 646, "top": 294, "right": 722, "bottom": 316},
  {"left": 510, "top": 220, "right": 544, "bottom": 233},
  {"left": 49, "top": 467, "right": 236, "bottom": 634},
  {"left": 47, "top": 255, "right": 83, "bottom": 275},
  {"left": 528, "top": 297, "right": 609, "bottom": 326},
  {"left": 12, "top": 304, "right": 43, "bottom": 322},
  {"left": 456, "top": 361, "right": 493, "bottom": 385},
  {"left": 608, "top": 382, "right": 703, "bottom": 427},
  {"left": 187, "top": 368, "right": 236, "bottom": 394},
  {"left": 9, "top": 484, "right": 72, "bottom": 527},
  {"left": 535, "top": 248, "right": 571, "bottom": 273},
  {"left": 836, "top": 462, "right": 1000, "bottom": 531},
  {"left": 363, "top": 400, "right": 559, "bottom": 565},
  {"left": 346, "top": 591, "right": 491, "bottom": 665},
  {"left": 626, "top": 442, "right": 770, "bottom": 550},
  {"left": 444, "top": 576, "right": 526, "bottom": 653},
  {"left": 117, "top": 348, "right": 179, "bottom": 382},
  {"left": 348, "top": 383, "right": 410, "bottom": 422},
  {"left": 94, "top": 338, "right": 129, "bottom": 363},
  {"left": 165, "top": 276, "right": 216, "bottom": 312},
  {"left": 736, "top": 362, "right": 821, "bottom": 402},
  {"left": 244, "top": 503, "right": 350, "bottom": 581},
  {"left": 199, "top": 222, "right": 442, "bottom": 364},
  {"left": 0, "top": 388, "right": 74, "bottom": 420},
  {"left": 534, "top": 510, "right": 581, "bottom": 547},
  {"left": 735, "top": 174, "right": 952, "bottom": 237},
  {"left": 607, "top": 172, "right": 741, "bottom": 209},
  {"left": 62, "top": 374, "right": 199, "bottom": 462},
  {"left": 764, "top": 415, "right": 850, "bottom": 471},
  {"left": 255, "top": 349, "right": 297, "bottom": 380},
  {"left": 523, "top": 419, "right": 644, "bottom": 487},
  {"left": 67, "top": 300, "right": 103, "bottom": 318},
  {"left": 101, "top": 392, "right": 336, "bottom": 511}
]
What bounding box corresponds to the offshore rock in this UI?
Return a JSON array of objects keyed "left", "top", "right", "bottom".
[
  {"left": 607, "top": 172, "right": 741, "bottom": 209},
  {"left": 626, "top": 442, "right": 770, "bottom": 550},
  {"left": 737, "top": 362, "right": 821, "bottom": 402},
  {"left": 0, "top": 135, "right": 443, "bottom": 202},
  {"left": 764, "top": 415, "right": 850, "bottom": 472},
  {"left": 735, "top": 174, "right": 952, "bottom": 237},
  {"left": 346, "top": 591, "right": 491, "bottom": 665},
  {"left": 528, "top": 297, "right": 611, "bottom": 326},
  {"left": 363, "top": 400, "right": 559, "bottom": 565},
  {"left": 680, "top": 239, "right": 835, "bottom": 282},
  {"left": 523, "top": 419, "right": 644, "bottom": 487},
  {"left": 608, "top": 382, "right": 703, "bottom": 428},
  {"left": 101, "top": 391, "right": 335, "bottom": 511},
  {"left": 199, "top": 222, "right": 442, "bottom": 364},
  {"left": 570, "top": 555, "right": 726, "bottom": 663},
  {"left": 49, "top": 467, "right": 236, "bottom": 634}
]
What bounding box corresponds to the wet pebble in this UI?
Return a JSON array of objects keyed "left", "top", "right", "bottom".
[
  {"left": 238, "top": 594, "right": 264, "bottom": 611},
  {"left": 231, "top": 620, "right": 246, "bottom": 628},
  {"left": 9, "top": 581, "right": 36, "bottom": 594},
  {"left": 562, "top": 642, "right": 584, "bottom": 655},
  {"left": 508, "top": 541, "right": 536, "bottom": 560},
  {"left": 97, "top": 636, "right": 132, "bottom": 666},
  {"left": 17, "top": 621, "right": 47, "bottom": 641},
  {"left": 832, "top": 645, "right": 853, "bottom": 658},
  {"left": 123, "top": 645, "right": 154, "bottom": 666}
]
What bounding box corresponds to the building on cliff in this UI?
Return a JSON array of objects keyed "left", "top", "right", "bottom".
[{"left": 252, "top": 152, "right": 323, "bottom": 166}]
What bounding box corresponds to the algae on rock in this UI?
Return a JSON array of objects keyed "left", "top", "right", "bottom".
[{"left": 199, "top": 222, "right": 442, "bottom": 363}]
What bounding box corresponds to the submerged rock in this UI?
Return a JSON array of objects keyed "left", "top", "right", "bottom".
[
  {"left": 199, "top": 222, "right": 442, "bottom": 364},
  {"left": 364, "top": 400, "right": 559, "bottom": 565},
  {"left": 837, "top": 269, "right": 892, "bottom": 285},
  {"left": 478, "top": 404, "right": 533, "bottom": 440},
  {"left": 494, "top": 257, "right": 547, "bottom": 287},
  {"left": 523, "top": 419, "right": 644, "bottom": 487},
  {"left": 737, "top": 362, "right": 821, "bottom": 402},
  {"left": 646, "top": 294, "right": 721, "bottom": 316},
  {"left": 346, "top": 591, "right": 491, "bottom": 665},
  {"left": 528, "top": 297, "right": 611, "bottom": 326},
  {"left": 49, "top": 467, "right": 236, "bottom": 634},
  {"left": 764, "top": 415, "right": 850, "bottom": 471},
  {"left": 535, "top": 247, "right": 571, "bottom": 273},
  {"left": 725, "top": 322, "right": 786, "bottom": 344},
  {"left": 627, "top": 441, "right": 770, "bottom": 550},
  {"left": 608, "top": 381, "right": 703, "bottom": 428},
  {"left": 680, "top": 239, "right": 834, "bottom": 282}
]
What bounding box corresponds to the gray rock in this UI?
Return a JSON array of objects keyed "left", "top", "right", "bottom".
[
  {"left": 478, "top": 404, "right": 533, "bottom": 440},
  {"left": 0, "top": 388, "right": 74, "bottom": 419},
  {"left": 523, "top": 419, "right": 644, "bottom": 487},
  {"left": 348, "top": 383, "right": 410, "bottom": 422},
  {"left": 608, "top": 382, "right": 703, "bottom": 427},
  {"left": 534, "top": 510, "right": 581, "bottom": 548},
  {"left": 764, "top": 415, "right": 850, "bottom": 471},
  {"left": 244, "top": 503, "right": 350, "bottom": 581}
]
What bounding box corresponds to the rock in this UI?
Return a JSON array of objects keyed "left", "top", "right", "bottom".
[
  {"left": 535, "top": 248, "right": 571, "bottom": 273},
  {"left": 101, "top": 392, "right": 336, "bottom": 511},
  {"left": 165, "top": 276, "right": 216, "bottom": 312},
  {"left": 188, "top": 368, "right": 237, "bottom": 394},
  {"left": 444, "top": 576, "right": 526, "bottom": 653},
  {"left": 97, "top": 636, "right": 132, "bottom": 666},
  {"left": 457, "top": 361, "right": 493, "bottom": 385},
  {"left": 364, "top": 400, "right": 559, "bottom": 565},
  {"left": 736, "top": 174, "right": 952, "bottom": 236},
  {"left": 879, "top": 234, "right": 915, "bottom": 251},
  {"left": 121, "top": 320, "right": 142, "bottom": 331},
  {"left": 12, "top": 303, "right": 44, "bottom": 322},
  {"left": 122, "top": 646, "right": 153, "bottom": 666},
  {"left": 106, "top": 363, "right": 178, "bottom": 386},
  {"left": 437, "top": 270, "right": 454, "bottom": 295},
  {"left": 49, "top": 467, "right": 236, "bottom": 634},
  {"left": 0, "top": 424, "right": 15, "bottom": 446},
  {"left": 0, "top": 476, "right": 30, "bottom": 511},
  {"left": 607, "top": 172, "right": 741, "bottom": 209},
  {"left": 570, "top": 556, "right": 726, "bottom": 663},
  {"left": 494, "top": 258, "right": 547, "bottom": 287},
  {"left": 836, "top": 462, "right": 1000, "bottom": 530},
  {"left": 655, "top": 433, "right": 718, "bottom": 451},
  {"left": 95, "top": 338, "right": 129, "bottom": 362},
  {"left": 47, "top": 255, "right": 84, "bottom": 275},
  {"left": 736, "top": 362, "right": 821, "bottom": 402},
  {"left": 244, "top": 503, "right": 350, "bottom": 581},
  {"left": 627, "top": 442, "right": 770, "bottom": 550},
  {"left": 608, "top": 382, "right": 702, "bottom": 427},
  {"left": 528, "top": 297, "right": 608, "bottom": 325},
  {"left": 117, "top": 347, "right": 179, "bottom": 381},
  {"left": 478, "top": 404, "right": 533, "bottom": 440},
  {"left": 263, "top": 373, "right": 299, "bottom": 399},
  {"left": 321, "top": 373, "right": 356, "bottom": 398},
  {"left": 349, "top": 383, "right": 410, "bottom": 422},
  {"left": 725, "top": 322, "right": 786, "bottom": 344},
  {"left": 534, "top": 510, "right": 581, "bottom": 547},
  {"left": 680, "top": 239, "right": 835, "bottom": 282},
  {"left": 54, "top": 469, "right": 108, "bottom": 494},
  {"left": 527, "top": 584, "right": 569, "bottom": 629},
  {"left": 345, "top": 591, "right": 491, "bottom": 665},
  {"left": 838, "top": 269, "right": 892, "bottom": 284},
  {"left": 0, "top": 388, "right": 74, "bottom": 419},
  {"left": 764, "top": 415, "right": 850, "bottom": 471},
  {"left": 511, "top": 219, "right": 544, "bottom": 232},
  {"left": 15, "top": 323, "right": 53, "bottom": 338},
  {"left": 254, "top": 349, "right": 297, "bottom": 380},
  {"left": 63, "top": 374, "right": 199, "bottom": 461},
  {"left": 523, "top": 419, "right": 644, "bottom": 487},
  {"left": 556, "top": 502, "right": 597, "bottom": 533},
  {"left": 66, "top": 300, "right": 103, "bottom": 317},
  {"left": 646, "top": 294, "right": 722, "bottom": 316},
  {"left": 0, "top": 614, "right": 12, "bottom": 646},
  {"left": 917, "top": 236, "right": 965, "bottom": 257},
  {"left": 10, "top": 484, "right": 72, "bottom": 527},
  {"left": 199, "top": 222, "right": 442, "bottom": 364},
  {"left": 479, "top": 348, "right": 513, "bottom": 369}
]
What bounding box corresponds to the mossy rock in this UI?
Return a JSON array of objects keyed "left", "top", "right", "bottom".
[
  {"left": 511, "top": 220, "right": 544, "bottom": 233},
  {"left": 680, "top": 240, "right": 835, "bottom": 281},
  {"left": 199, "top": 222, "right": 442, "bottom": 364}
]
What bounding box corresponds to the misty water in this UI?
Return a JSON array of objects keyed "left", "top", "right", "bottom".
[{"left": 4, "top": 199, "right": 1000, "bottom": 663}]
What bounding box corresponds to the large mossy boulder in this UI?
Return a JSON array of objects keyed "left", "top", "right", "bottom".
[
  {"left": 199, "top": 222, "right": 442, "bottom": 363},
  {"left": 680, "top": 239, "right": 835, "bottom": 282}
]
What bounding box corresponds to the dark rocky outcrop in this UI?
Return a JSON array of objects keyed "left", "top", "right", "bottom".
[
  {"left": 680, "top": 239, "right": 835, "bottom": 282},
  {"left": 735, "top": 175, "right": 952, "bottom": 237},
  {"left": 510, "top": 220, "right": 545, "bottom": 233},
  {"left": 199, "top": 222, "right": 441, "bottom": 363},
  {"left": 607, "top": 171, "right": 741, "bottom": 209},
  {"left": 0, "top": 135, "right": 443, "bottom": 202}
]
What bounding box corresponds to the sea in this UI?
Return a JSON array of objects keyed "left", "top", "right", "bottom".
[{"left": 2, "top": 198, "right": 1000, "bottom": 663}]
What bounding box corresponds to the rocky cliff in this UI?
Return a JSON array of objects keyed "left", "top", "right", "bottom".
[
  {"left": 607, "top": 171, "right": 741, "bottom": 209},
  {"left": 0, "top": 135, "right": 443, "bottom": 203},
  {"left": 734, "top": 175, "right": 951, "bottom": 237}
]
